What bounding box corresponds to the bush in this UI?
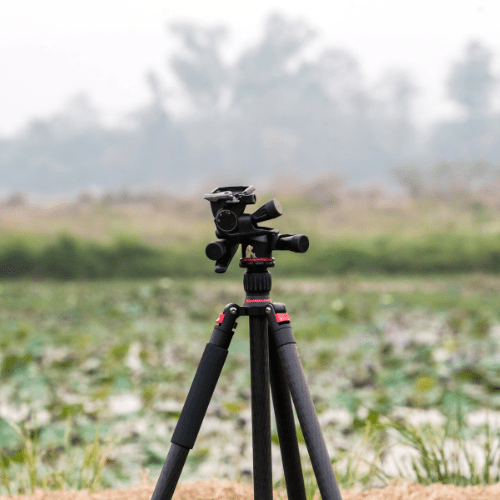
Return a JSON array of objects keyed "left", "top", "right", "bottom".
[{"left": 1, "top": 231, "right": 500, "bottom": 279}]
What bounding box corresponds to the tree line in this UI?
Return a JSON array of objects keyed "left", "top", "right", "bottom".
[{"left": 1, "top": 13, "right": 500, "bottom": 197}]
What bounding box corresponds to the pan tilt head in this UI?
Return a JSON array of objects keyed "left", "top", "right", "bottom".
[{"left": 203, "top": 185, "right": 309, "bottom": 273}]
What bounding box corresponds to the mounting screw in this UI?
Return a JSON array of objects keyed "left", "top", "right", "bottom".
[
  {"left": 265, "top": 306, "right": 272, "bottom": 314},
  {"left": 229, "top": 307, "right": 238, "bottom": 315}
]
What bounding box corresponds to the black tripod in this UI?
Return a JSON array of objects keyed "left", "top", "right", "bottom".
[{"left": 151, "top": 186, "right": 343, "bottom": 500}]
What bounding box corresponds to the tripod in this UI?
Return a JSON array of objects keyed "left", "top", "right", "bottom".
[{"left": 151, "top": 186, "right": 343, "bottom": 500}]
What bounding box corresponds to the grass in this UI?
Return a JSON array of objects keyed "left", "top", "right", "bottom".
[
  {"left": 384, "top": 411, "right": 500, "bottom": 487},
  {"left": 268, "top": 407, "right": 500, "bottom": 500},
  {"left": 5, "top": 410, "right": 500, "bottom": 499},
  {"left": 2, "top": 276, "right": 500, "bottom": 495},
  {"left": 0, "top": 417, "right": 119, "bottom": 495}
]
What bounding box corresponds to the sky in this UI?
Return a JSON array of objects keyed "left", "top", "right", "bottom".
[{"left": 2, "top": 0, "right": 500, "bottom": 138}]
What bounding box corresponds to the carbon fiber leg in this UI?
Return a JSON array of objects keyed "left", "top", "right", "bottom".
[
  {"left": 269, "top": 324, "right": 307, "bottom": 500},
  {"left": 151, "top": 304, "right": 239, "bottom": 500},
  {"left": 249, "top": 315, "right": 273, "bottom": 500},
  {"left": 266, "top": 305, "right": 343, "bottom": 500}
]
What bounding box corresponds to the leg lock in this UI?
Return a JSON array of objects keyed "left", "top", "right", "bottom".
[
  {"left": 275, "top": 312, "right": 290, "bottom": 324},
  {"left": 266, "top": 303, "right": 296, "bottom": 348},
  {"left": 214, "top": 303, "right": 240, "bottom": 326},
  {"left": 269, "top": 303, "right": 290, "bottom": 323}
]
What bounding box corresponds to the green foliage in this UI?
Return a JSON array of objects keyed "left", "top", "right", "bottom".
[
  {"left": 264, "top": 231, "right": 500, "bottom": 277},
  {"left": 3, "top": 230, "right": 500, "bottom": 280},
  {"left": 0, "top": 233, "right": 205, "bottom": 280},
  {"left": 1, "top": 353, "right": 33, "bottom": 376},
  {"left": 0, "top": 418, "right": 117, "bottom": 495},
  {"left": 2, "top": 278, "right": 500, "bottom": 493},
  {"left": 384, "top": 411, "right": 500, "bottom": 486}
]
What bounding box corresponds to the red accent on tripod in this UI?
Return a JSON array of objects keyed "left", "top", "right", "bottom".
[
  {"left": 245, "top": 299, "right": 271, "bottom": 303},
  {"left": 275, "top": 313, "right": 290, "bottom": 323},
  {"left": 216, "top": 314, "right": 225, "bottom": 324},
  {"left": 241, "top": 258, "right": 275, "bottom": 262}
]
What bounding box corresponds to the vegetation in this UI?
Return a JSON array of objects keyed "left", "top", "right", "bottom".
[
  {"left": 1, "top": 13, "right": 499, "bottom": 196},
  {"left": 1, "top": 190, "right": 500, "bottom": 497},
  {"left": 2, "top": 230, "right": 500, "bottom": 280},
  {"left": 1, "top": 277, "right": 500, "bottom": 495}
]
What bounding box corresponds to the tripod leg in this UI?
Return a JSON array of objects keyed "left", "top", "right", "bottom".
[
  {"left": 267, "top": 305, "right": 343, "bottom": 500},
  {"left": 249, "top": 315, "right": 273, "bottom": 500},
  {"left": 269, "top": 324, "right": 308, "bottom": 500},
  {"left": 151, "top": 304, "right": 239, "bottom": 500}
]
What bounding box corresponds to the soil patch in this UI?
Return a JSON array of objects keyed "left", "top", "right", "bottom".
[{"left": 2, "top": 480, "right": 500, "bottom": 500}]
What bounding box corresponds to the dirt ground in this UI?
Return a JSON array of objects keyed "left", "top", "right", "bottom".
[{"left": 2, "top": 480, "right": 500, "bottom": 500}]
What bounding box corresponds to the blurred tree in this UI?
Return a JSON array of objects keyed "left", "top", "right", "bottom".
[
  {"left": 447, "top": 40, "right": 497, "bottom": 118},
  {"left": 373, "top": 70, "right": 417, "bottom": 157},
  {"left": 153, "top": 12, "right": 420, "bottom": 187},
  {"left": 110, "top": 70, "right": 188, "bottom": 189},
  {"left": 167, "top": 22, "right": 235, "bottom": 180},
  {"left": 231, "top": 12, "right": 317, "bottom": 110},
  {"left": 315, "top": 48, "right": 362, "bottom": 114},
  {"left": 169, "top": 22, "right": 229, "bottom": 116},
  {"left": 428, "top": 40, "right": 500, "bottom": 166},
  {"left": 9, "top": 16, "right": 500, "bottom": 198},
  {"left": 390, "top": 164, "right": 425, "bottom": 198},
  {"left": 226, "top": 13, "right": 318, "bottom": 179},
  {"left": 290, "top": 49, "right": 360, "bottom": 178},
  {"left": 0, "top": 94, "right": 117, "bottom": 194}
]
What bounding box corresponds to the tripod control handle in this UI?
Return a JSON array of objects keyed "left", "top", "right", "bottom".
[
  {"left": 276, "top": 234, "right": 309, "bottom": 253},
  {"left": 251, "top": 199, "right": 283, "bottom": 223},
  {"left": 206, "top": 240, "right": 227, "bottom": 260}
]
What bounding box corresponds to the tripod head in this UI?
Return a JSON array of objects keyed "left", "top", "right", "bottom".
[{"left": 204, "top": 185, "right": 309, "bottom": 273}]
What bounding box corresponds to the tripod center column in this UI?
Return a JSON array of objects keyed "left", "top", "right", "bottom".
[
  {"left": 243, "top": 270, "right": 272, "bottom": 295},
  {"left": 245, "top": 270, "right": 273, "bottom": 500}
]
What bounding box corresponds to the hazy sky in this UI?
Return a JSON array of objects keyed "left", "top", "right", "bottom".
[{"left": 2, "top": 0, "right": 500, "bottom": 137}]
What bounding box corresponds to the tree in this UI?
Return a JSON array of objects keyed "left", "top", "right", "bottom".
[
  {"left": 447, "top": 40, "right": 497, "bottom": 118},
  {"left": 428, "top": 41, "right": 500, "bottom": 163},
  {"left": 313, "top": 48, "right": 362, "bottom": 116},
  {"left": 223, "top": 13, "right": 319, "bottom": 179},
  {"left": 390, "top": 164, "right": 425, "bottom": 198},
  {"left": 371, "top": 69, "right": 418, "bottom": 159},
  {"left": 169, "top": 22, "right": 229, "bottom": 115},
  {"left": 231, "top": 13, "right": 317, "bottom": 110}
]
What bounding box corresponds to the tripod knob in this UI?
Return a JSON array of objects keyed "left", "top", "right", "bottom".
[
  {"left": 206, "top": 240, "right": 227, "bottom": 260},
  {"left": 276, "top": 234, "right": 309, "bottom": 253},
  {"left": 251, "top": 199, "right": 283, "bottom": 224}
]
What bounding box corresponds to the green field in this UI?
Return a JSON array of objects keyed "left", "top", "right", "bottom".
[
  {"left": 2, "top": 275, "right": 500, "bottom": 495},
  {"left": 2, "top": 191, "right": 500, "bottom": 496}
]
